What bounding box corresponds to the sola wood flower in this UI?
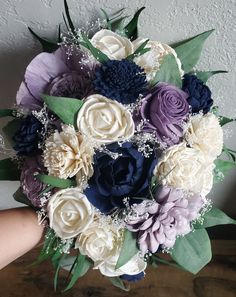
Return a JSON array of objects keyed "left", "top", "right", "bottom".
[
  {"left": 126, "top": 186, "right": 203, "bottom": 254},
  {"left": 43, "top": 125, "right": 94, "bottom": 180}
]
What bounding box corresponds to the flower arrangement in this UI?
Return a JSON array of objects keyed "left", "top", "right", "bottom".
[{"left": 0, "top": 0, "right": 236, "bottom": 291}]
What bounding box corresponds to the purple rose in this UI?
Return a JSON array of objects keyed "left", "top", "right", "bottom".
[
  {"left": 17, "top": 47, "right": 96, "bottom": 109},
  {"left": 134, "top": 83, "right": 189, "bottom": 146},
  {"left": 126, "top": 186, "right": 203, "bottom": 254},
  {"left": 20, "top": 156, "right": 46, "bottom": 207}
]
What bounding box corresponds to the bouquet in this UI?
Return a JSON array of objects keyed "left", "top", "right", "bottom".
[{"left": 0, "top": 0, "right": 236, "bottom": 291}]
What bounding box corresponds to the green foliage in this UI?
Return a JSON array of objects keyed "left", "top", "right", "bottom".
[
  {"left": 219, "top": 115, "right": 236, "bottom": 126},
  {"left": 150, "top": 54, "right": 182, "bottom": 88},
  {"left": 195, "top": 70, "right": 228, "bottom": 83},
  {"left": 171, "top": 229, "right": 212, "bottom": 274},
  {"left": 63, "top": 0, "right": 76, "bottom": 34},
  {"left": 36, "top": 174, "right": 76, "bottom": 188},
  {"left": 194, "top": 207, "right": 236, "bottom": 229},
  {"left": 124, "top": 7, "right": 145, "bottom": 40},
  {"left": 28, "top": 27, "right": 59, "bottom": 53},
  {"left": 214, "top": 159, "right": 236, "bottom": 183},
  {"left": 42, "top": 95, "right": 83, "bottom": 126},
  {"left": 127, "top": 39, "right": 150, "bottom": 60},
  {"left": 173, "top": 29, "right": 214, "bottom": 72},
  {"left": 0, "top": 109, "right": 16, "bottom": 118},
  {"left": 108, "top": 277, "right": 130, "bottom": 292},
  {"left": 115, "top": 229, "right": 139, "bottom": 269},
  {"left": 0, "top": 158, "right": 21, "bottom": 181},
  {"left": 2, "top": 118, "right": 21, "bottom": 146},
  {"left": 13, "top": 187, "right": 35, "bottom": 208}
]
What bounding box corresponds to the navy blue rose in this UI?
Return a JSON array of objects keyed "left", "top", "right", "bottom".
[
  {"left": 182, "top": 74, "right": 213, "bottom": 114},
  {"left": 85, "top": 142, "right": 157, "bottom": 213},
  {"left": 13, "top": 115, "right": 43, "bottom": 155},
  {"left": 93, "top": 59, "right": 148, "bottom": 104},
  {"left": 120, "top": 272, "right": 145, "bottom": 282}
]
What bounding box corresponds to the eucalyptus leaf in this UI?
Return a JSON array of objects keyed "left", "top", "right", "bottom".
[
  {"left": 64, "top": 255, "right": 92, "bottom": 291},
  {"left": 173, "top": 29, "right": 214, "bottom": 72},
  {"left": 36, "top": 174, "right": 76, "bottom": 188},
  {"left": 116, "top": 230, "right": 139, "bottom": 269},
  {"left": 28, "top": 27, "right": 59, "bottom": 53},
  {"left": 108, "top": 277, "right": 130, "bottom": 292},
  {"left": 150, "top": 54, "right": 182, "bottom": 88},
  {"left": 0, "top": 109, "right": 16, "bottom": 118},
  {"left": 194, "top": 207, "right": 236, "bottom": 229},
  {"left": 0, "top": 158, "right": 20, "bottom": 181},
  {"left": 195, "top": 70, "right": 228, "bottom": 83},
  {"left": 124, "top": 7, "right": 145, "bottom": 40},
  {"left": 42, "top": 95, "right": 83, "bottom": 126},
  {"left": 171, "top": 229, "right": 212, "bottom": 274}
]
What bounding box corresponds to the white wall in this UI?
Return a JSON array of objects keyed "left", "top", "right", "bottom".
[{"left": 0, "top": 0, "right": 235, "bottom": 214}]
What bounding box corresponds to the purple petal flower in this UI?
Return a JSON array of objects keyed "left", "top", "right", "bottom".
[
  {"left": 17, "top": 47, "right": 96, "bottom": 109},
  {"left": 134, "top": 83, "right": 189, "bottom": 146},
  {"left": 126, "top": 186, "right": 203, "bottom": 254},
  {"left": 20, "top": 156, "right": 46, "bottom": 207}
]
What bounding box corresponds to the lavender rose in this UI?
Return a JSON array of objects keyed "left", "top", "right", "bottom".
[
  {"left": 20, "top": 156, "right": 46, "bottom": 207},
  {"left": 17, "top": 47, "right": 95, "bottom": 109},
  {"left": 126, "top": 186, "right": 203, "bottom": 254},
  {"left": 134, "top": 83, "right": 189, "bottom": 146}
]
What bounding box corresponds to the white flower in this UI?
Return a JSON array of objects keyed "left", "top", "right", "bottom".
[
  {"left": 47, "top": 188, "right": 94, "bottom": 240},
  {"left": 77, "top": 94, "right": 135, "bottom": 144},
  {"left": 91, "top": 29, "right": 134, "bottom": 60},
  {"left": 133, "top": 38, "right": 184, "bottom": 81},
  {"left": 43, "top": 125, "right": 94, "bottom": 180},
  {"left": 154, "top": 142, "right": 215, "bottom": 196},
  {"left": 75, "top": 217, "right": 122, "bottom": 265},
  {"left": 185, "top": 113, "right": 223, "bottom": 160},
  {"left": 98, "top": 253, "right": 147, "bottom": 277}
]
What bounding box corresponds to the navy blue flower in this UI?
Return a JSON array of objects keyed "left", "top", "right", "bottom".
[
  {"left": 93, "top": 59, "right": 148, "bottom": 104},
  {"left": 85, "top": 142, "right": 157, "bottom": 213},
  {"left": 13, "top": 115, "right": 43, "bottom": 155},
  {"left": 120, "top": 272, "right": 145, "bottom": 282},
  {"left": 182, "top": 74, "right": 213, "bottom": 114}
]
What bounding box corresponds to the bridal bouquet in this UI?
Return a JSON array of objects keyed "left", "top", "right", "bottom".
[{"left": 1, "top": 0, "right": 236, "bottom": 291}]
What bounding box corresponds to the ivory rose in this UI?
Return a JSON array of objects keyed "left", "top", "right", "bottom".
[
  {"left": 43, "top": 125, "right": 94, "bottom": 180},
  {"left": 133, "top": 38, "right": 184, "bottom": 81},
  {"left": 77, "top": 94, "right": 135, "bottom": 144},
  {"left": 91, "top": 29, "right": 134, "bottom": 60},
  {"left": 185, "top": 113, "right": 223, "bottom": 160},
  {"left": 154, "top": 142, "right": 215, "bottom": 196},
  {"left": 47, "top": 188, "right": 94, "bottom": 239}
]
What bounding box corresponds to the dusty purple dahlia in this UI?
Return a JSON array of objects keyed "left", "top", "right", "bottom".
[
  {"left": 134, "top": 83, "right": 189, "bottom": 146},
  {"left": 20, "top": 156, "right": 46, "bottom": 207},
  {"left": 17, "top": 47, "right": 95, "bottom": 109},
  {"left": 126, "top": 186, "right": 203, "bottom": 254}
]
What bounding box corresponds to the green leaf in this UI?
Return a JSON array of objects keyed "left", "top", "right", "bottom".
[
  {"left": 211, "top": 106, "right": 219, "bottom": 116},
  {"left": 80, "top": 32, "right": 109, "bottom": 63},
  {"left": 64, "top": 0, "right": 76, "bottom": 34},
  {"left": 42, "top": 94, "right": 83, "bottom": 125},
  {"left": 13, "top": 187, "right": 35, "bottom": 208},
  {"left": 64, "top": 255, "right": 92, "bottom": 291},
  {"left": 214, "top": 159, "right": 236, "bottom": 182},
  {"left": 36, "top": 174, "right": 76, "bottom": 188},
  {"left": 219, "top": 115, "right": 236, "bottom": 126},
  {"left": 173, "top": 29, "right": 214, "bottom": 72},
  {"left": 100, "top": 8, "right": 112, "bottom": 30},
  {"left": 124, "top": 7, "right": 145, "bottom": 40},
  {"left": 2, "top": 118, "right": 21, "bottom": 146},
  {"left": 28, "top": 27, "right": 59, "bottom": 53},
  {"left": 53, "top": 253, "right": 66, "bottom": 291},
  {"left": 127, "top": 39, "right": 150, "bottom": 60},
  {"left": 0, "top": 158, "right": 21, "bottom": 180},
  {"left": 150, "top": 54, "right": 182, "bottom": 88},
  {"left": 0, "top": 109, "right": 16, "bottom": 118},
  {"left": 171, "top": 229, "right": 212, "bottom": 274},
  {"left": 108, "top": 277, "right": 130, "bottom": 292},
  {"left": 194, "top": 207, "right": 236, "bottom": 229},
  {"left": 111, "top": 16, "right": 128, "bottom": 32},
  {"left": 115, "top": 230, "right": 139, "bottom": 269},
  {"left": 195, "top": 70, "right": 228, "bottom": 83}
]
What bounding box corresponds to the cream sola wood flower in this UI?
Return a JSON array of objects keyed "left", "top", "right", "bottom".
[
  {"left": 43, "top": 124, "right": 94, "bottom": 180},
  {"left": 154, "top": 142, "right": 215, "bottom": 197},
  {"left": 76, "top": 94, "right": 135, "bottom": 144}
]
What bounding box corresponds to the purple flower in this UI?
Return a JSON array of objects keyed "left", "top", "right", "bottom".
[
  {"left": 134, "top": 83, "right": 189, "bottom": 146},
  {"left": 20, "top": 156, "right": 46, "bottom": 207},
  {"left": 17, "top": 47, "right": 95, "bottom": 109},
  {"left": 126, "top": 186, "right": 203, "bottom": 254}
]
